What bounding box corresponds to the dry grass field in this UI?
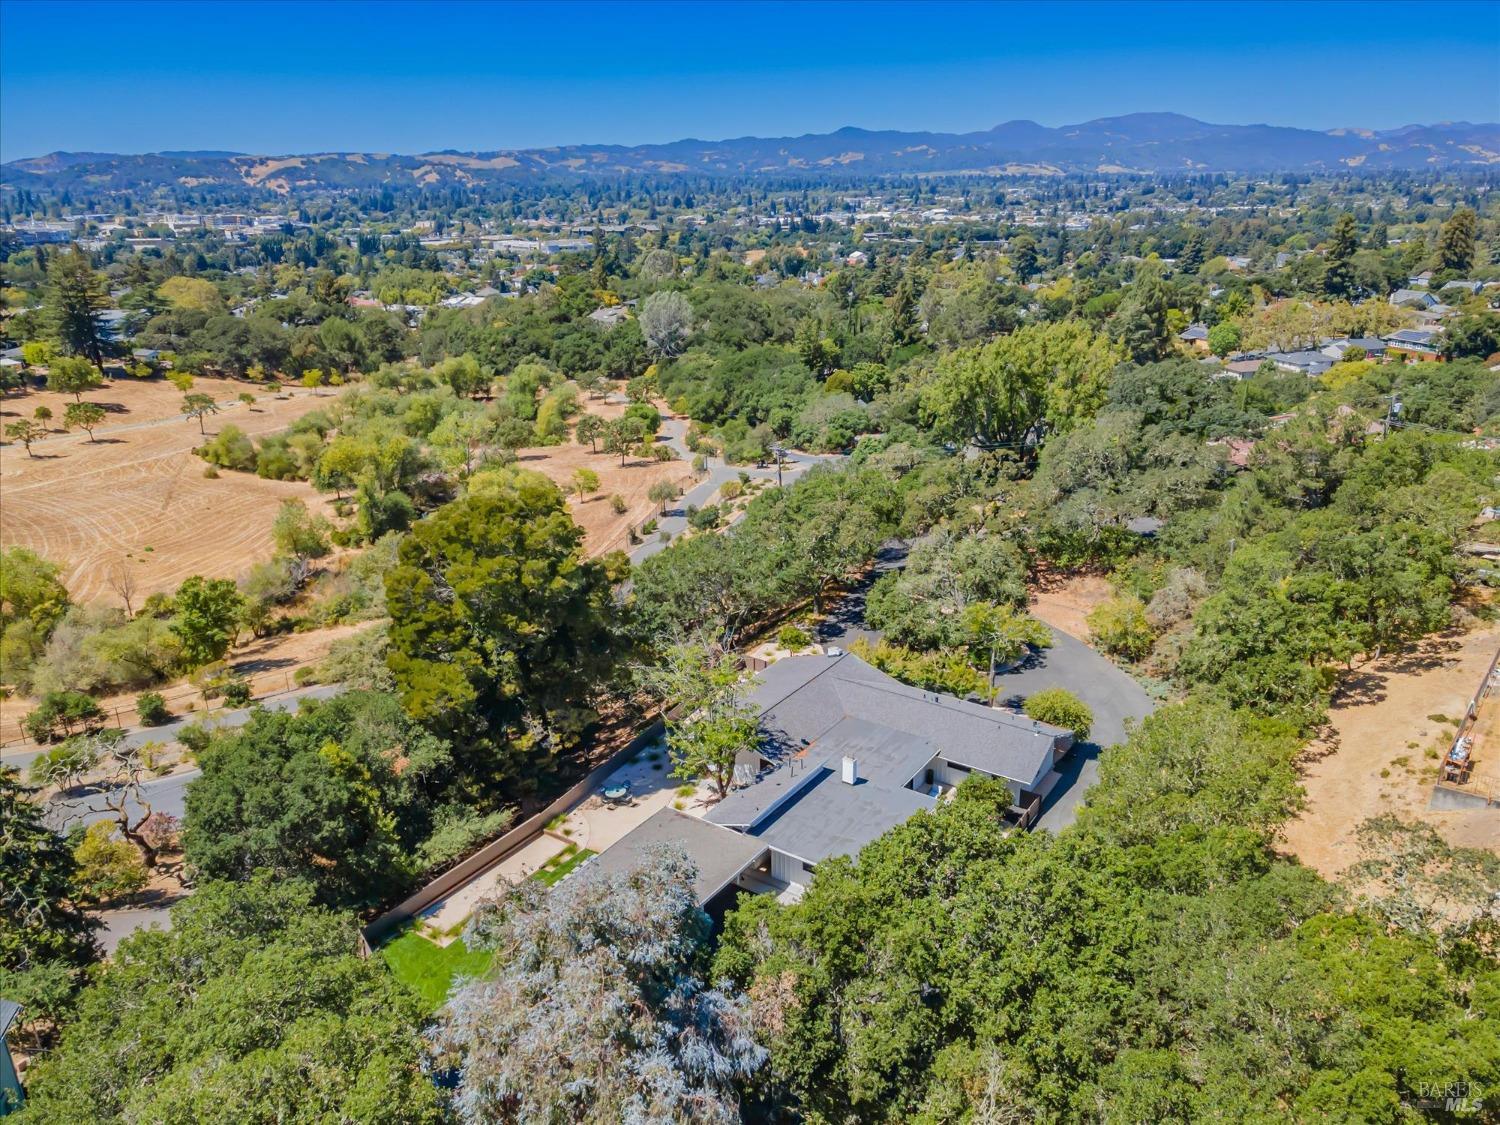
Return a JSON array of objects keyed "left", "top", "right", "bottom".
[
  {"left": 1, "top": 376, "right": 338, "bottom": 605},
  {"left": 514, "top": 397, "right": 692, "bottom": 555},
  {"left": 1279, "top": 619, "right": 1500, "bottom": 875},
  {"left": 0, "top": 378, "right": 691, "bottom": 741}
]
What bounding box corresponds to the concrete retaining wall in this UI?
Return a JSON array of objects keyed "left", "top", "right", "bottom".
[{"left": 1428, "top": 781, "right": 1498, "bottom": 812}]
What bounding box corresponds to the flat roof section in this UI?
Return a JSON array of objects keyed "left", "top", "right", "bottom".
[{"left": 748, "top": 767, "right": 937, "bottom": 866}]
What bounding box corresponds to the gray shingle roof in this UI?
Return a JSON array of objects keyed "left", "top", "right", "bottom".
[
  {"left": 746, "top": 765, "right": 937, "bottom": 865},
  {"left": 749, "top": 654, "right": 1069, "bottom": 789},
  {"left": 582, "top": 808, "right": 766, "bottom": 906}
]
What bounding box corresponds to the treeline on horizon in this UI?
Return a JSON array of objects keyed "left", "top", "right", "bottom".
[{"left": 2, "top": 171, "right": 1498, "bottom": 1122}]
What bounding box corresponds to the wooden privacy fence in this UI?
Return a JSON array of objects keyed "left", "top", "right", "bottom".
[{"left": 363, "top": 717, "right": 665, "bottom": 945}]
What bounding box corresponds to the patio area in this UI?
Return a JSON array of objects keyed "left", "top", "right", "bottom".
[{"left": 418, "top": 738, "right": 716, "bottom": 936}]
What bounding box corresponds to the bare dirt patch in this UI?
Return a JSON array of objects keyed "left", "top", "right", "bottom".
[
  {"left": 1280, "top": 620, "right": 1500, "bottom": 878},
  {"left": 1028, "top": 570, "right": 1113, "bottom": 642},
  {"left": 1, "top": 378, "right": 337, "bottom": 604},
  {"left": 517, "top": 400, "right": 693, "bottom": 556}
]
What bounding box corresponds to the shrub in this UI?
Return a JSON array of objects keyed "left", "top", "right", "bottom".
[
  {"left": 138, "top": 811, "right": 181, "bottom": 852},
  {"left": 416, "top": 807, "right": 516, "bottom": 870},
  {"left": 202, "top": 465, "right": 219, "bottom": 479},
  {"left": 220, "top": 677, "right": 253, "bottom": 707},
  {"left": 23, "top": 690, "right": 106, "bottom": 743},
  {"left": 176, "top": 720, "right": 214, "bottom": 755},
  {"left": 623, "top": 401, "right": 661, "bottom": 435},
  {"left": 312, "top": 623, "right": 393, "bottom": 691},
  {"left": 28, "top": 736, "right": 101, "bottom": 785},
  {"left": 777, "top": 624, "right": 813, "bottom": 651},
  {"left": 197, "top": 424, "right": 257, "bottom": 472},
  {"left": 136, "top": 691, "right": 170, "bottom": 726},
  {"left": 71, "top": 822, "right": 149, "bottom": 903},
  {"left": 687, "top": 504, "right": 722, "bottom": 531},
  {"left": 1023, "top": 687, "right": 1094, "bottom": 742},
  {"left": 1086, "top": 595, "right": 1155, "bottom": 661},
  {"left": 848, "top": 637, "right": 989, "bottom": 700},
  {"left": 609, "top": 494, "right": 628, "bottom": 515}
]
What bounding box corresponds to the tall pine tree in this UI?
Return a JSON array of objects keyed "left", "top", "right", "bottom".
[
  {"left": 1323, "top": 213, "right": 1358, "bottom": 299},
  {"left": 45, "top": 247, "right": 109, "bottom": 370}
]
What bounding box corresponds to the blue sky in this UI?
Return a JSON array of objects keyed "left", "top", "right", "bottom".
[{"left": 2, "top": 0, "right": 1498, "bottom": 160}]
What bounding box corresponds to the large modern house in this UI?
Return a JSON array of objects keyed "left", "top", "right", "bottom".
[{"left": 587, "top": 652, "right": 1074, "bottom": 909}]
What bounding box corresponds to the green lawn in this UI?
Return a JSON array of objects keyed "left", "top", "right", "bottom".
[
  {"left": 379, "top": 927, "right": 493, "bottom": 1012},
  {"left": 531, "top": 843, "right": 597, "bottom": 887}
]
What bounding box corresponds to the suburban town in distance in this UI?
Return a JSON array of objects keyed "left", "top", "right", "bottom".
[{"left": 1, "top": 1, "right": 1498, "bottom": 1120}]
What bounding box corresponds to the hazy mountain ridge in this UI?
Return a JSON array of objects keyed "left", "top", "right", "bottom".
[{"left": 5, "top": 113, "right": 1498, "bottom": 192}]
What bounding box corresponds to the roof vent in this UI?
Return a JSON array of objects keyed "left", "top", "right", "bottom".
[{"left": 841, "top": 756, "right": 859, "bottom": 785}]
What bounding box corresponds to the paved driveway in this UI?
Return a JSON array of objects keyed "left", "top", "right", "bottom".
[{"left": 993, "top": 629, "right": 1155, "bottom": 831}]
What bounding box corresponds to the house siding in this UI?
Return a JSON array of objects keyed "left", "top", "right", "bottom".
[{"left": 769, "top": 847, "right": 812, "bottom": 886}]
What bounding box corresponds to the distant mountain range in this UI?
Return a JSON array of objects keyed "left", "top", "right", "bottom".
[{"left": 5, "top": 114, "right": 1498, "bottom": 192}]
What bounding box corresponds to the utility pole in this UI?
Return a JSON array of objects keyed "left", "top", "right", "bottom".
[{"left": 771, "top": 444, "right": 784, "bottom": 488}]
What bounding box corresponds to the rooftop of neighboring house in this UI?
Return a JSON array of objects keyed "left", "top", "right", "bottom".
[
  {"left": 1321, "top": 336, "right": 1387, "bottom": 356},
  {"left": 588, "top": 305, "right": 630, "bottom": 324},
  {"left": 1386, "top": 328, "right": 1441, "bottom": 346},
  {"left": 1390, "top": 288, "right": 1438, "bottom": 307},
  {"left": 1270, "top": 349, "right": 1335, "bottom": 374}
]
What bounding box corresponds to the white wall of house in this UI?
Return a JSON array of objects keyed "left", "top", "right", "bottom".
[
  {"left": 915, "top": 756, "right": 1023, "bottom": 802},
  {"left": 769, "top": 847, "right": 814, "bottom": 887}
]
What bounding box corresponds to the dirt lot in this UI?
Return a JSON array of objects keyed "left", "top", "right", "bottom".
[
  {"left": 515, "top": 398, "right": 692, "bottom": 556},
  {"left": 1, "top": 376, "right": 336, "bottom": 604},
  {"left": 1028, "top": 570, "right": 1113, "bottom": 642},
  {"left": 1280, "top": 620, "right": 1500, "bottom": 877}
]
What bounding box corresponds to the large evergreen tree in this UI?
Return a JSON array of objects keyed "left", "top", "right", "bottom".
[
  {"left": 44, "top": 247, "right": 109, "bottom": 370},
  {"left": 1437, "top": 206, "right": 1478, "bottom": 275},
  {"left": 1323, "top": 212, "right": 1358, "bottom": 298},
  {"left": 385, "top": 470, "right": 621, "bottom": 793}
]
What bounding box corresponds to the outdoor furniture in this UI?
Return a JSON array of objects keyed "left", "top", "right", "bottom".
[{"left": 602, "top": 782, "right": 632, "bottom": 805}]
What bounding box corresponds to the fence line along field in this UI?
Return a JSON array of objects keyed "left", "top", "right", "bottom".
[{"left": 1, "top": 376, "right": 337, "bottom": 604}]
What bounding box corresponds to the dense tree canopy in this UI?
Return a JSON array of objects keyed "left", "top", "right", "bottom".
[
  {"left": 385, "top": 470, "right": 622, "bottom": 794},
  {"left": 18, "top": 876, "right": 441, "bottom": 1124}
]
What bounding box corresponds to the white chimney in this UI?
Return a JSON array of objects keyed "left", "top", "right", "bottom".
[{"left": 841, "top": 756, "right": 859, "bottom": 785}]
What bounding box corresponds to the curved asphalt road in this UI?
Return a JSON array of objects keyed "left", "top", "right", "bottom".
[{"left": 627, "top": 416, "right": 840, "bottom": 566}]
